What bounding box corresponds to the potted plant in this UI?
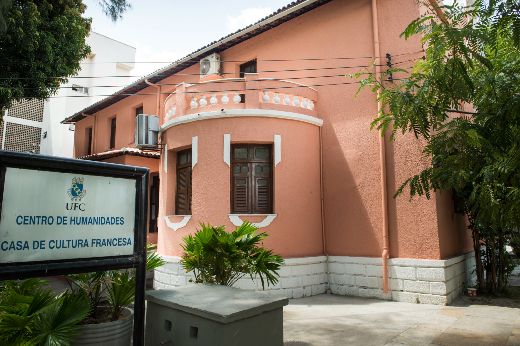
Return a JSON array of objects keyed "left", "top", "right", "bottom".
[
  {"left": 65, "top": 244, "right": 165, "bottom": 345},
  {"left": 180, "top": 222, "right": 284, "bottom": 288},
  {"left": 0, "top": 244, "right": 165, "bottom": 346}
]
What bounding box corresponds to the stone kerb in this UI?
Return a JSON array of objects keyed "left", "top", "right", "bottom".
[
  {"left": 154, "top": 253, "right": 476, "bottom": 305},
  {"left": 153, "top": 255, "right": 329, "bottom": 299}
]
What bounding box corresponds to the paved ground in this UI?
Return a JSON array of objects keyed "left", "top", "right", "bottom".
[
  {"left": 43, "top": 274, "right": 520, "bottom": 346},
  {"left": 283, "top": 293, "right": 520, "bottom": 346}
]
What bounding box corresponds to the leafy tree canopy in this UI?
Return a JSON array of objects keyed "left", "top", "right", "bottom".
[
  {"left": 0, "top": 0, "right": 131, "bottom": 115},
  {"left": 353, "top": 0, "right": 520, "bottom": 293}
]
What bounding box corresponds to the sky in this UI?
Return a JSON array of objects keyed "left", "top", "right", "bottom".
[
  {"left": 83, "top": 0, "right": 458, "bottom": 82},
  {"left": 83, "top": 0, "right": 294, "bottom": 82}
]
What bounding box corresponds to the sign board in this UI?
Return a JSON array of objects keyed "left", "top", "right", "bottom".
[
  {"left": 1, "top": 168, "right": 137, "bottom": 262},
  {"left": 0, "top": 150, "right": 149, "bottom": 346}
]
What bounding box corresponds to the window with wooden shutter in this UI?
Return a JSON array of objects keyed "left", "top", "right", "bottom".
[
  {"left": 176, "top": 149, "right": 192, "bottom": 215},
  {"left": 231, "top": 144, "right": 272, "bottom": 214}
]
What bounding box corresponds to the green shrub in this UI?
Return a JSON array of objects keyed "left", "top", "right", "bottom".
[
  {"left": 180, "top": 222, "right": 284, "bottom": 289},
  {"left": 0, "top": 278, "right": 90, "bottom": 346}
]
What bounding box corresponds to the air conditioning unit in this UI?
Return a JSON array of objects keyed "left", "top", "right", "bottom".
[
  {"left": 199, "top": 53, "right": 221, "bottom": 79},
  {"left": 135, "top": 114, "right": 159, "bottom": 149}
]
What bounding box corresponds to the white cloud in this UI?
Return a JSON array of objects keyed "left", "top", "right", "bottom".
[
  {"left": 130, "top": 42, "right": 183, "bottom": 82},
  {"left": 226, "top": 7, "right": 273, "bottom": 32}
]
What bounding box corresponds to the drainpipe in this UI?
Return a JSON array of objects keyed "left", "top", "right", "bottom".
[
  {"left": 92, "top": 112, "right": 97, "bottom": 154},
  {"left": 319, "top": 126, "right": 330, "bottom": 291},
  {"left": 372, "top": 0, "right": 390, "bottom": 294},
  {"left": 145, "top": 79, "right": 161, "bottom": 121}
]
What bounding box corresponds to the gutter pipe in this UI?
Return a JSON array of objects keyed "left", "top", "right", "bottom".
[
  {"left": 145, "top": 79, "right": 161, "bottom": 120},
  {"left": 372, "top": 0, "right": 390, "bottom": 294},
  {"left": 319, "top": 126, "right": 329, "bottom": 290}
]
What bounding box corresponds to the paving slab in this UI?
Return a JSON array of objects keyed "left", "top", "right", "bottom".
[
  {"left": 283, "top": 293, "right": 520, "bottom": 346},
  {"left": 431, "top": 328, "right": 509, "bottom": 346}
]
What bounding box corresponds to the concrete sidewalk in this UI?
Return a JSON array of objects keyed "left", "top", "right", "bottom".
[
  {"left": 43, "top": 277, "right": 519, "bottom": 345},
  {"left": 283, "top": 294, "right": 519, "bottom": 346}
]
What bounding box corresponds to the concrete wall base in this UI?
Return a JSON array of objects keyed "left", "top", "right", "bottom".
[{"left": 154, "top": 252, "right": 476, "bottom": 306}]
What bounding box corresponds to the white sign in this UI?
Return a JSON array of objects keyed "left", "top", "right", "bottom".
[{"left": 0, "top": 168, "right": 136, "bottom": 263}]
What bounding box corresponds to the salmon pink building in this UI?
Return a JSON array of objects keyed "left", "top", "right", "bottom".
[{"left": 63, "top": 0, "right": 475, "bottom": 305}]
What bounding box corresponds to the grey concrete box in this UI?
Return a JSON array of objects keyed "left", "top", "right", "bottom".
[{"left": 145, "top": 283, "right": 289, "bottom": 346}]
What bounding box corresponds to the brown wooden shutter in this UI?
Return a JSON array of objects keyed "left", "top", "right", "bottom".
[
  {"left": 176, "top": 166, "right": 191, "bottom": 215},
  {"left": 253, "top": 163, "right": 271, "bottom": 213}
]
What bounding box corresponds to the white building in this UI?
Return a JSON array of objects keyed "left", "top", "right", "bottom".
[{"left": 1, "top": 32, "right": 136, "bottom": 157}]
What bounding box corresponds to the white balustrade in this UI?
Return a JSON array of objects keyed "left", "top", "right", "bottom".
[
  {"left": 283, "top": 94, "right": 291, "bottom": 105},
  {"left": 221, "top": 92, "right": 229, "bottom": 104},
  {"left": 184, "top": 89, "right": 316, "bottom": 112},
  {"left": 233, "top": 92, "right": 241, "bottom": 104},
  {"left": 260, "top": 91, "right": 316, "bottom": 110},
  {"left": 210, "top": 94, "right": 218, "bottom": 106},
  {"left": 262, "top": 91, "right": 270, "bottom": 103},
  {"left": 199, "top": 95, "right": 207, "bottom": 107},
  {"left": 165, "top": 106, "right": 176, "bottom": 120},
  {"left": 273, "top": 93, "right": 280, "bottom": 104},
  {"left": 190, "top": 97, "right": 198, "bottom": 109}
]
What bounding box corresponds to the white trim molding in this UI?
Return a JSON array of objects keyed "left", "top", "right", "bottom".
[
  {"left": 274, "top": 134, "right": 281, "bottom": 167},
  {"left": 228, "top": 214, "right": 277, "bottom": 228},
  {"left": 192, "top": 136, "right": 198, "bottom": 168},
  {"left": 4, "top": 115, "right": 43, "bottom": 128},
  {"left": 160, "top": 109, "right": 323, "bottom": 134},
  {"left": 163, "top": 144, "right": 168, "bottom": 173},
  {"left": 224, "top": 134, "right": 230, "bottom": 167},
  {"left": 164, "top": 215, "right": 191, "bottom": 231}
]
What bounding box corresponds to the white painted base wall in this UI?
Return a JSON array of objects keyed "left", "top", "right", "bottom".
[{"left": 154, "top": 252, "right": 476, "bottom": 305}]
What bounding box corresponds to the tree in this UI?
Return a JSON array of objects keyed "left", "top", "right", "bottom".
[
  {"left": 0, "top": 0, "right": 131, "bottom": 119},
  {"left": 353, "top": 0, "right": 520, "bottom": 295}
]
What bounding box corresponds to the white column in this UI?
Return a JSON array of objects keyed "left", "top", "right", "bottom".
[
  {"left": 192, "top": 136, "right": 198, "bottom": 168},
  {"left": 164, "top": 144, "right": 168, "bottom": 173},
  {"left": 224, "top": 134, "right": 230, "bottom": 166},
  {"left": 274, "top": 134, "right": 281, "bottom": 167}
]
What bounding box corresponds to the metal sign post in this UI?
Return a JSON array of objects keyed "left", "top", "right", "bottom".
[{"left": 0, "top": 150, "right": 149, "bottom": 346}]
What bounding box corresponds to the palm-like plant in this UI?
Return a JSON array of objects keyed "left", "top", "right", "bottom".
[
  {"left": 181, "top": 222, "right": 284, "bottom": 289},
  {"left": 0, "top": 278, "right": 90, "bottom": 346},
  {"left": 65, "top": 243, "right": 166, "bottom": 322}
]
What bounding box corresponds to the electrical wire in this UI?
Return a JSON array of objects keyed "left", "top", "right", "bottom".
[
  {"left": 7, "top": 70, "right": 410, "bottom": 91},
  {"left": 47, "top": 78, "right": 407, "bottom": 99},
  {"left": 0, "top": 58, "right": 417, "bottom": 84},
  {"left": 0, "top": 51, "right": 424, "bottom": 65}
]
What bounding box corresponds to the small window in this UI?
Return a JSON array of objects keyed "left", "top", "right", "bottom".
[
  {"left": 87, "top": 127, "right": 93, "bottom": 156},
  {"left": 231, "top": 144, "right": 272, "bottom": 214},
  {"left": 72, "top": 84, "right": 89, "bottom": 94},
  {"left": 239, "top": 59, "right": 257, "bottom": 78},
  {"left": 176, "top": 149, "right": 192, "bottom": 215},
  {"left": 109, "top": 117, "right": 116, "bottom": 149}
]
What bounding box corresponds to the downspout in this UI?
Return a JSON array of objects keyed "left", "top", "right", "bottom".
[
  {"left": 319, "top": 126, "right": 329, "bottom": 291},
  {"left": 92, "top": 112, "right": 97, "bottom": 154},
  {"left": 145, "top": 79, "right": 161, "bottom": 119},
  {"left": 372, "top": 0, "right": 390, "bottom": 294}
]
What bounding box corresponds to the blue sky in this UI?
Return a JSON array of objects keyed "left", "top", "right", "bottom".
[{"left": 83, "top": 0, "right": 294, "bottom": 81}]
